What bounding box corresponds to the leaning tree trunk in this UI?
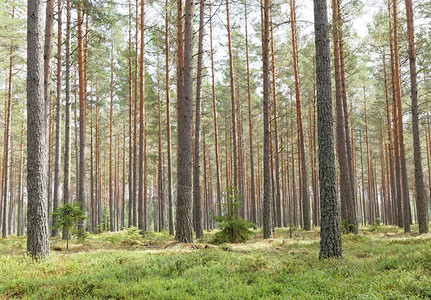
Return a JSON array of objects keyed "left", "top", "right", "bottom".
[
  {"left": 405, "top": 0, "right": 428, "bottom": 233},
  {"left": 314, "top": 0, "right": 342, "bottom": 259},
  {"left": 27, "top": 0, "right": 50, "bottom": 259}
]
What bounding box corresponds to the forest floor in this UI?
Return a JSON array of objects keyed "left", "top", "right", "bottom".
[{"left": 1, "top": 224, "right": 431, "bottom": 299}]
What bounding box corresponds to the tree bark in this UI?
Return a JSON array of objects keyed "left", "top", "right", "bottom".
[
  {"left": 314, "top": 0, "right": 342, "bottom": 258},
  {"left": 175, "top": 0, "right": 194, "bottom": 243},
  {"left": 208, "top": 0, "right": 222, "bottom": 218},
  {"left": 27, "top": 0, "right": 50, "bottom": 258},
  {"left": 193, "top": 0, "right": 205, "bottom": 239},
  {"left": 262, "top": 0, "right": 273, "bottom": 239},
  {"left": 405, "top": 0, "right": 428, "bottom": 233},
  {"left": 77, "top": 5, "right": 86, "bottom": 238},
  {"left": 138, "top": 0, "right": 146, "bottom": 235},
  {"left": 165, "top": 0, "right": 174, "bottom": 236}
]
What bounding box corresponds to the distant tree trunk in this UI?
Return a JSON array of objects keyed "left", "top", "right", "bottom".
[
  {"left": 225, "top": 0, "right": 238, "bottom": 198},
  {"left": 128, "top": 0, "right": 133, "bottom": 229},
  {"left": 63, "top": 0, "right": 71, "bottom": 240},
  {"left": 77, "top": 4, "right": 86, "bottom": 238},
  {"left": 17, "top": 124, "right": 24, "bottom": 236},
  {"left": 165, "top": 0, "right": 174, "bottom": 236},
  {"left": 27, "top": 0, "right": 50, "bottom": 259},
  {"left": 175, "top": 0, "right": 194, "bottom": 243},
  {"left": 52, "top": 0, "right": 62, "bottom": 237},
  {"left": 243, "top": 1, "right": 256, "bottom": 223},
  {"left": 2, "top": 7, "right": 14, "bottom": 238},
  {"left": 405, "top": 0, "right": 428, "bottom": 233},
  {"left": 314, "top": 0, "right": 342, "bottom": 259},
  {"left": 383, "top": 53, "right": 396, "bottom": 225},
  {"left": 387, "top": 0, "right": 403, "bottom": 228},
  {"left": 157, "top": 58, "right": 165, "bottom": 232},
  {"left": 392, "top": 0, "right": 410, "bottom": 233},
  {"left": 209, "top": 0, "right": 222, "bottom": 217},
  {"left": 262, "top": 0, "right": 273, "bottom": 239},
  {"left": 132, "top": 0, "right": 139, "bottom": 228},
  {"left": 290, "top": 0, "right": 310, "bottom": 230},
  {"left": 193, "top": 0, "right": 205, "bottom": 239},
  {"left": 364, "top": 98, "right": 373, "bottom": 223},
  {"left": 138, "top": 0, "right": 145, "bottom": 236},
  {"left": 109, "top": 43, "right": 115, "bottom": 232}
]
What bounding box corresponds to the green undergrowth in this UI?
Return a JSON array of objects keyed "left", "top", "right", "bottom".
[{"left": 1, "top": 226, "right": 430, "bottom": 299}]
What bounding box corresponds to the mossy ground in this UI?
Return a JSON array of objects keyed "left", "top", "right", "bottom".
[{"left": 1, "top": 225, "right": 430, "bottom": 299}]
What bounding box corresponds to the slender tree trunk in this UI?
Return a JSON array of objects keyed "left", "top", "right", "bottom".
[
  {"left": 157, "top": 58, "right": 165, "bottom": 232},
  {"left": 392, "top": 0, "right": 410, "bottom": 233},
  {"left": 208, "top": 0, "right": 222, "bottom": 217},
  {"left": 17, "top": 124, "right": 24, "bottom": 236},
  {"left": 314, "top": 0, "right": 342, "bottom": 259},
  {"left": 138, "top": 0, "right": 145, "bottom": 235},
  {"left": 77, "top": 4, "right": 86, "bottom": 237},
  {"left": 128, "top": 0, "right": 133, "bottom": 229},
  {"left": 291, "top": 0, "right": 310, "bottom": 230},
  {"left": 109, "top": 42, "right": 115, "bottom": 232},
  {"left": 262, "top": 0, "right": 273, "bottom": 239},
  {"left": 225, "top": 0, "right": 238, "bottom": 197},
  {"left": 27, "top": 0, "right": 50, "bottom": 258},
  {"left": 405, "top": 0, "right": 428, "bottom": 233},
  {"left": 62, "top": 0, "right": 71, "bottom": 240},
  {"left": 165, "top": 0, "right": 174, "bottom": 236},
  {"left": 52, "top": 0, "right": 62, "bottom": 237},
  {"left": 2, "top": 8, "right": 14, "bottom": 238},
  {"left": 193, "top": 0, "right": 205, "bottom": 239},
  {"left": 244, "top": 1, "right": 256, "bottom": 223},
  {"left": 132, "top": 0, "right": 139, "bottom": 228}
]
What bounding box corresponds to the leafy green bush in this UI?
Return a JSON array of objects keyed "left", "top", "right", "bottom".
[{"left": 211, "top": 187, "right": 256, "bottom": 244}]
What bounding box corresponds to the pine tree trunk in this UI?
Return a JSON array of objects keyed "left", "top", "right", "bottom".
[
  {"left": 262, "top": 0, "right": 273, "bottom": 239},
  {"left": 392, "top": 0, "right": 410, "bottom": 233},
  {"left": 165, "top": 0, "right": 174, "bottom": 236},
  {"left": 2, "top": 8, "right": 14, "bottom": 238},
  {"left": 405, "top": 0, "right": 428, "bottom": 233},
  {"left": 62, "top": 0, "right": 71, "bottom": 240},
  {"left": 27, "top": 0, "right": 50, "bottom": 258},
  {"left": 208, "top": 0, "right": 222, "bottom": 218},
  {"left": 52, "top": 0, "right": 62, "bottom": 237},
  {"left": 77, "top": 5, "right": 86, "bottom": 238},
  {"left": 109, "top": 43, "right": 115, "bottom": 232},
  {"left": 291, "top": 0, "right": 310, "bottom": 230},
  {"left": 244, "top": 1, "right": 256, "bottom": 223},
  {"left": 138, "top": 0, "right": 145, "bottom": 235},
  {"left": 193, "top": 0, "right": 205, "bottom": 239},
  {"left": 175, "top": 0, "right": 194, "bottom": 243},
  {"left": 314, "top": 0, "right": 342, "bottom": 259},
  {"left": 225, "top": 0, "right": 239, "bottom": 197}
]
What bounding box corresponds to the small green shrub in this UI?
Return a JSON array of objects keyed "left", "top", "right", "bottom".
[
  {"left": 51, "top": 203, "right": 86, "bottom": 251},
  {"left": 211, "top": 186, "right": 256, "bottom": 244}
]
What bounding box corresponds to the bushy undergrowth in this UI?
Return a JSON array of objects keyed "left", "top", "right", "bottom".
[{"left": 0, "top": 226, "right": 430, "bottom": 299}]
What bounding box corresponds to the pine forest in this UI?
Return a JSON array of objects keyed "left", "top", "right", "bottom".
[{"left": 1, "top": 0, "right": 431, "bottom": 298}]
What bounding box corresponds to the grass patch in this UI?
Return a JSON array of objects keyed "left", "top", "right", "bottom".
[{"left": 1, "top": 226, "right": 430, "bottom": 299}]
